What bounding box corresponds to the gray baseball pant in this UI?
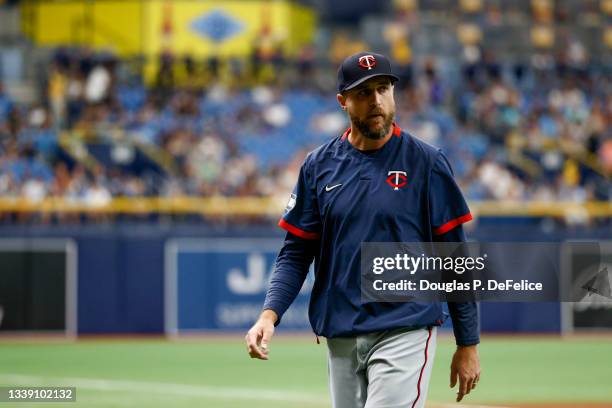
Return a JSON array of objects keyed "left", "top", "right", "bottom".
[{"left": 326, "top": 326, "right": 437, "bottom": 408}]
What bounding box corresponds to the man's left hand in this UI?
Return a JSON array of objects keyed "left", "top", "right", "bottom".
[{"left": 450, "top": 344, "right": 480, "bottom": 402}]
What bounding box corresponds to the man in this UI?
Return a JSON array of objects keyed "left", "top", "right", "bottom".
[{"left": 245, "top": 52, "right": 480, "bottom": 407}]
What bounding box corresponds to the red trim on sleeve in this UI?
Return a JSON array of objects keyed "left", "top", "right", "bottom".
[
  {"left": 433, "top": 213, "right": 473, "bottom": 236},
  {"left": 411, "top": 327, "right": 433, "bottom": 408},
  {"left": 278, "top": 219, "right": 320, "bottom": 240}
]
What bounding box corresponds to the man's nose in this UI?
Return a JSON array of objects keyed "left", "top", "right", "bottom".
[{"left": 370, "top": 90, "right": 383, "bottom": 107}]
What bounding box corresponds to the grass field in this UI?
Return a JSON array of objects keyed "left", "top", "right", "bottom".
[{"left": 1, "top": 334, "right": 611, "bottom": 408}]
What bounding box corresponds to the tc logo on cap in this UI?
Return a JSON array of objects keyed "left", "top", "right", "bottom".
[{"left": 358, "top": 55, "right": 377, "bottom": 70}]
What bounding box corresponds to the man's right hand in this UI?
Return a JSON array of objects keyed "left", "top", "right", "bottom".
[{"left": 245, "top": 309, "right": 278, "bottom": 360}]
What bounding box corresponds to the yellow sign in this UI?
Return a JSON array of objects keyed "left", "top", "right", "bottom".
[{"left": 22, "top": 0, "right": 316, "bottom": 58}]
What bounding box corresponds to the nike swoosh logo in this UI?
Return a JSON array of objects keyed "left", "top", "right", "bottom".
[{"left": 325, "top": 184, "right": 342, "bottom": 192}]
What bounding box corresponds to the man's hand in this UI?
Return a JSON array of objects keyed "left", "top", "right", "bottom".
[
  {"left": 450, "top": 344, "right": 480, "bottom": 402},
  {"left": 245, "top": 309, "right": 278, "bottom": 360}
]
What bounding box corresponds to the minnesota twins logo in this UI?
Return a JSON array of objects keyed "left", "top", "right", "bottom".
[
  {"left": 358, "top": 55, "right": 377, "bottom": 70},
  {"left": 386, "top": 171, "right": 407, "bottom": 190}
]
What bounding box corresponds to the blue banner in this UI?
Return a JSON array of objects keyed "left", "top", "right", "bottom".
[{"left": 167, "top": 239, "right": 313, "bottom": 332}]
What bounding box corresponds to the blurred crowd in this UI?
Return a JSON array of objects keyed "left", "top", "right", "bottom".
[
  {"left": 0, "top": 42, "right": 610, "bottom": 214},
  {"left": 396, "top": 56, "right": 610, "bottom": 202}
]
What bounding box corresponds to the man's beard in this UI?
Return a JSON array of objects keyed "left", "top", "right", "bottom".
[{"left": 350, "top": 110, "right": 395, "bottom": 140}]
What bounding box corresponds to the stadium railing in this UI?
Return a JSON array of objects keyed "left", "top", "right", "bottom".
[{"left": 0, "top": 198, "right": 609, "bottom": 218}]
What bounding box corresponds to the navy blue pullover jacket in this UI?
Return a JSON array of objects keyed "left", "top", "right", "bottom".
[{"left": 263, "top": 125, "right": 479, "bottom": 345}]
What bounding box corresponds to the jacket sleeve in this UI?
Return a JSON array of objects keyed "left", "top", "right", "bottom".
[
  {"left": 262, "top": 231, "right": 319, "bottom": 326},
  {"left": 278, "top": 159, "right": 321, "bottom": 240},
  {"left": 429, "top": 151, "right": 473, "bottom": 236},
  {"left": 435, "top": 214, "right": 480, "bottom": 346}
]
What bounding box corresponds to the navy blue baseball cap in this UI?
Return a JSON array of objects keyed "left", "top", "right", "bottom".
[{"left": 337, "top": 51, "right": 399, "bottom": 93}]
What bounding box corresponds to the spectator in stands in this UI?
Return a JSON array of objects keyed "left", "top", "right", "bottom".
[
  {"left": 48, "top": 63, "right": 67, "bottom": 128},
  {"left": 65, "top": 65, "right": 86, "bottom": 129},
  {"left": 85, "top": 59, "right": 112, "bottom": 105},
  {"left": 155, "top": 51, "right": 175, "bottom": 100}
]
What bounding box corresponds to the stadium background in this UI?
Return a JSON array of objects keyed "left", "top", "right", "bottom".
[{"left": 0, "top": 0, "right": 610, "bottom": 406}]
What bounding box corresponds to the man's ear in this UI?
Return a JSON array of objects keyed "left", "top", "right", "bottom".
[{"left": 337, "top": 93, "right": 347, "bottom": 111}]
